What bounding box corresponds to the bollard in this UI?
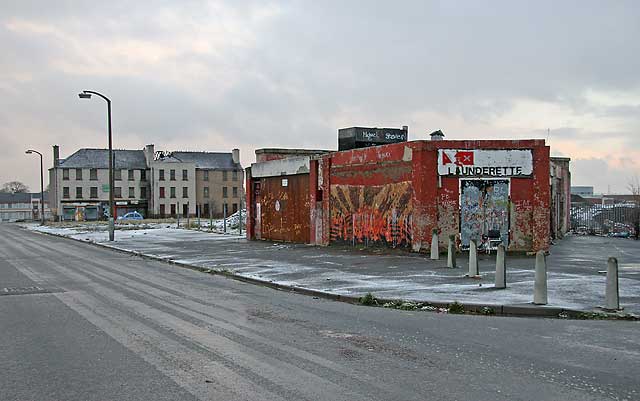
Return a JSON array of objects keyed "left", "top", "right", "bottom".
[
  {"left": 605, "top": 257, "right": 620, "bottom": 310},
  {"left": 533, "top": 250, "right": 548, "bottom": 305},
  {"left": 495, "top": 244, "right": 506, "bottom": 289},
  {"left": 447, "top": 234, "right": 456, "bottom": 268},
  {"left": 468, "top": 238, "right": 479, "bottom": 277},
  {"left": 430, "top": 230, "right": 439, "bottom": 260}
]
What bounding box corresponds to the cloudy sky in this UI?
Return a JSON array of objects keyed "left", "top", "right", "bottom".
[{"left": 1, "top": 0, "right": 639, "bottom": 193}]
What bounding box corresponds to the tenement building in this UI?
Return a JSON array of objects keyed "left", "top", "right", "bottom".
[{"left": 49, "top": 144, "right": 243, "bottom": 220}]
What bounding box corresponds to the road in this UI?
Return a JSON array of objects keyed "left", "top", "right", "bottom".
[{"left": 1, "top": 224, "right": 638, "bottom": 401}]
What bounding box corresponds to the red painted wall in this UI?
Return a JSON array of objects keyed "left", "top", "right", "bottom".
[{"left": 248, "top": 139, "right": 552, "bottom": 252}]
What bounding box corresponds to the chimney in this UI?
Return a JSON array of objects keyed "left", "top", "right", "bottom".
[
  {"left": 232, "top": 148, "right": 240, "bottom": 165},
  {"left": 402, "top": 125, "right": 408, "bottom": 132},
  {"left": 430, "top": 130, "right": 445, "bottom": 141},
  {"left": 53, "top": 145, "right": 60, "bottom": 167},
  {"left": 144, "top": 144, "right": 155, "bottom": 165}
]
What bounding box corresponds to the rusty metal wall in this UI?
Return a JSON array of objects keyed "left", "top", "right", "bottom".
[{"left": 258, "top": 174, "right": 310, "bottom": 243}]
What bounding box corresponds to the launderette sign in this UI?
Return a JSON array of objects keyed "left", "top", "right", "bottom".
[{"left": 438, "top": 149, "right": 533, "bottom": 177}]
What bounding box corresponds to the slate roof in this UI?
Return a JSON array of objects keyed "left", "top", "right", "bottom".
[
  {"left": 59, "top": 149, "right": 147, "bottom": 169},
  {"left": 0, "top": 192, "right": 47, "bottom": 204},
  {"left": 170, "top": 152, "right": 242, "bottom": 170}
]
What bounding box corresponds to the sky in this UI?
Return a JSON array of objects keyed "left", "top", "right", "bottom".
[{"left": 1, "top": 0, "right": 639, "bottom": 194}]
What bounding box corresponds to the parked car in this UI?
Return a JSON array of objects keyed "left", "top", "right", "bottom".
[
  {"left": 118, "top": 211, "right": 144, "bottom": 221},
  {"left": 608, "top": 231, "right": 630, "bottom": 238}
]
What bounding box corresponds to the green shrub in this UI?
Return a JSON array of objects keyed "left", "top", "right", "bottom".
[
  {"left": 359, "top": 293, "right": 378, "bottom": 306},
  {"left": 448, "top": 301, "right": 465, "bottom": 314}
]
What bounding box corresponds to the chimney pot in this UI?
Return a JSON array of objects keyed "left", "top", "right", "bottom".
[{"left": 232, "top": 148, "right": 240, "bottom": 165}]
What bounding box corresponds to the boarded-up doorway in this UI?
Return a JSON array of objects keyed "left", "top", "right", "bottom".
[
  {"left": 258, "top": 174, "right": 310, "bottom": 243},
  {"left": 460, "top": 179, "right": 509, "bottom": 248}
]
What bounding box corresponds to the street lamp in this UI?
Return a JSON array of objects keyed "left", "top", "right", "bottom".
[
  {"left": 78, "top": 90, "right": 115, "bottom": 241},
  {"left": 25, "top": 149, "right": 45, "bottom": 225}
]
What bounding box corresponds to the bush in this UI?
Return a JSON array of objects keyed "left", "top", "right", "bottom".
[
  {"left": 448, "top": 301, "right": 465, "bottom": 314},
  {"left": 359, "top": 293, "right": 378, "bottom": 306}
]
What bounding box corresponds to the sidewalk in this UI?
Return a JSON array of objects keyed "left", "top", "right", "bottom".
[{"left": 27, "top": 223, "right": 640, "bottom": 316}]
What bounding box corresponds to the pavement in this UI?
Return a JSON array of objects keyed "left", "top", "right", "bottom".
[
  {"left": 26, "top": 222, "right": 640, "bottom": 315},
  {"left": 1, "top": 224, "right": 639, "bottom": 400}
]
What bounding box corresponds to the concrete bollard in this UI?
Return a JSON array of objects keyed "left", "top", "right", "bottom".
[
  {"left": 605, "top": 257, "right": 620, "bottom": 310},
  {"left": 533, "top": 250, "right": 548, "bottom": 305},
  {"left": 468, "top": 238, "right": 479, "bottom": 277},
  {"left": 447, "top": 235, "right": 456, "bottom": 268},
  {"left": 430, "top": 231, "right": 439, "bottom": 260},
  {"left": 495, "top": 244, "right": 506, "bottom": 289}
]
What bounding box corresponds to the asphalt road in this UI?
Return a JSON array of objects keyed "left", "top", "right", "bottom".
[{"left": 1, "top": 224, "right": 639, "bottom": 401}]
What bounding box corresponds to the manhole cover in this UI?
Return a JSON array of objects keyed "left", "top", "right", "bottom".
[{"left": 0, "top": 286, "right": 62, "bottom": 296}]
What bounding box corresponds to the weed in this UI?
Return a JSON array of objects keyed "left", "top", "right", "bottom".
[
  {"left": 359, "top": 293, "right": 378, "bottom": 306},
  {"left": 448, "top": 301, "right": 465, "bottom": 314},
  {"left": 480, "top": 306, "right": 495, "bottom": 315}
]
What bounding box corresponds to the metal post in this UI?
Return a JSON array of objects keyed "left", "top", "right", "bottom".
[
  {"left": 495, "top": 244, "right": 506, "bottom": 289},
  {"left": 186, "top": 201, "right": 190, "bottom": 228},
  {"left": 605, "top": 257, "right": 620, "bottom": 310},
  {"left": 534, "top": 251, "right": 548, "bottom": 305},
  {"left": 447, "top": 234, "right": 456, "bottom": 268},
  {"left": 197, "top": 204, "right": 201, "bottom": 229},
  {"left": 223, "top": 203, "right": 227, "bottom": 233},
  {"left": 239, "top": 207, "right": 242, "bottom": 236},
  {"left": 468, "top": 238, "right": 479, "bottom": 277},
  {"left": 430, "top": 229, "right": 439, "bottom": 260},
  {"left": 209, "top": 202, "right": 212, "bottom": 231},
  {"left": 177, "top": 201, "right": 180, "bottom": 228}
]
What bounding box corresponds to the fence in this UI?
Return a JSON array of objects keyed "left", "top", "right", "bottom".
[{"left": 571, "top": 200, "right": 639, "bottom": 236}]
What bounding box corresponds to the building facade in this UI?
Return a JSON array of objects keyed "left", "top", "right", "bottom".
[
  {"left": 247, "top": 138, "right": 559, "bottom": 252},
  {"left": 49, "top": 144, "right": 243, "bottom": 221},
  {"left": 0, "top": 192, "right": 51, "bottom": 222}
]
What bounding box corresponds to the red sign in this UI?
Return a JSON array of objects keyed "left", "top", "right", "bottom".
[{"left": 454, "top": 151, "right": 474, "bottom": 166}]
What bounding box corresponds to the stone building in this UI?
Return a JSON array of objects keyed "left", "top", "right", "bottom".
[{"left": 49, "top": 144, "right": 243, "bottom": 220}]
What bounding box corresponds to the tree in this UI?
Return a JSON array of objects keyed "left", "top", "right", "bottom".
[
  {"left": 0, "top": 181, "right": 29, "bottom": 194},
  {"left": 629, "top": 175, "right": 640, "bottom": 240}
]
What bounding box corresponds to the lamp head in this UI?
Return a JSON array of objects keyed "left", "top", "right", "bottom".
[
  {"left": 78, "top": 92, "right": 92, "bottom": 99},
  {"left": 25, "top": 150, "right": 33, "bottom": 154}
]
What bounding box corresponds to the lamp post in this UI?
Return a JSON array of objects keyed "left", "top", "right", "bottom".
[
  {"left": 78, "top": 90, "right": 115, "bottom": 241},
  {"left": 25, "top": 149, "right": 45, "bottom": 225}
]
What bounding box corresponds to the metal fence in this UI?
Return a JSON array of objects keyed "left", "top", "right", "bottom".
[{"left": 571, "top": 201, "right": 639, "bottom": 236}]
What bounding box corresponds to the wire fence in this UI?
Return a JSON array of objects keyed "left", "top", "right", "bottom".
[{"left": 571, "top": 200, "right": 639, "bottom": 237}]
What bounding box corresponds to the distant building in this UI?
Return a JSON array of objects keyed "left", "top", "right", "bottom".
[
  {"left": 49, "top": 144, "right": 243, "bottom": 221},
  {"left": 0, "top": 192, "right": 51, "bottom": 222},
  {"left": 571, "top": 186, "right": 594, "bottom": 197},
  {"left": 550, "top": 157, "right": 571, "bottom": 239}
]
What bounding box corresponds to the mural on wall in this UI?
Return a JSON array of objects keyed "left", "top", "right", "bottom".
[
  {"left": 460, "top": 179, "right": 510, "bottom": 248},
  {"left": 330, "top": 182, "right": 413, "bottom": 248}
]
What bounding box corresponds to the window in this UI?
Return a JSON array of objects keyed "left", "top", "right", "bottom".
[
  {"left": 223, "top": 171, "right": 228, "bottom": 181},
  {"left": 160, "top": 204, "right": 165, "bottom": 217},
  {"left": 76, "top": 168, "right": 83, "bottom": 180},
  {"left": 114, "top": 187, "right": 122, "bottom": 198},
  {"left": 203, "top": 204, "right": 209, "bottom": 217},
  {"left": 63, "top": 187, "right": 70, "bottom": 199},
  {"left": 159, "top": 169, "right": 165, "bottom": 181},
  {"left": 182, "top": 204, "right": 188, "bottom": 217},
  {"left": 140, "top": 169, "right": 146, "bottom": 181},
  {"left": 140, "top": 187, "right": 147, "bottom": 199},
  {"left": 63, "top": 169, "right": 69, "bottom": 180},
  {"left": 90, "top": 187, "right": 98, "bottom": 198},
  {"left": 223, "top": 186, "right": 228, "bottom": 198},
  {"left": 182, "top": 169, "right": 188, "bottom": 181},
  {"left": 203, "top": 170, "right": 209, "bottom": 181},
  {"left": 90, "top": 169, "right": 98, "bottom": 180},
  {"left": 170, "top": 169, "right": 176, "bottom": 181},
  {"left": 182, "top": 187, "right": 188, "bottom": 198},
  {"left": 232, "top": 187, "right": 238, "bottom": 198},
  {"left": 76, "top": 187, "right": 83, "bottom": 198},
  {"left": 129, "top": 187, "right": 135, "bottom": 198},
  {"left": 232, "top": 170, "right": 238, "bottom": 181},
  {"left": 128, "top": 169, "right": 135, "bottom": 181},
  {"left": 170, "top": 204, "right": 176, "bottom": 216},
  {"left": 114, "top": 169, "right": 122, "bottom": 181},
  {"left": 203, "top": 187, "right": 209, "bottom": 198},
  {"left": 232, "top": 203, "right": 238, "bottom": 213},
  {"left": 170, "top": 187, "right": 176, "bottom": 198},
  {"left": 159, "top": 187, "right": 165, "bottom": 198}
]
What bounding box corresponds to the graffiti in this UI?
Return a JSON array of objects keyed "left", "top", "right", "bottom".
[
  {"left": 330, "top": 182, "right": 413, "bottom": 248},
  {"left": 460, "top": 180, "right": 509, "bottom": 248}
]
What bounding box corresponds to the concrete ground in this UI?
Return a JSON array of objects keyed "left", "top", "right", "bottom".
[
  {"left": 27, "top": 222, "right": 640, "bottom": 314},
  {"left": 2, "top": 224, "right": 639, "bottom": 400}
]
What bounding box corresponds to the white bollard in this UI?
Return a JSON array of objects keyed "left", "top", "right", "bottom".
[
  {"left": 447, "top": 235, "right": 456, "bottom": 268},
  {"left": 533, "top": 250, "right": 548, "bottom": 305},
  {"left": 430, "top": 231, "right": 439, "bottom": 260},
  {"left": 468, "top": 238, "right": 479, "bottom": 277},
  {"left": 605, "top": 257, "right": 620, "bottom": 310},
  {"left": 495, "top": 244, "right": 506, "bottom": 289}
]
